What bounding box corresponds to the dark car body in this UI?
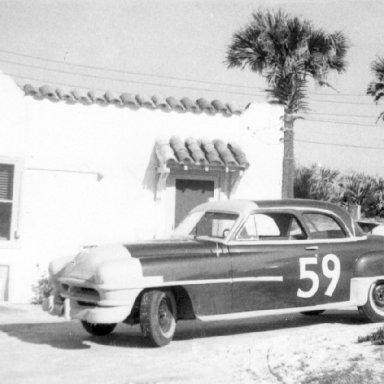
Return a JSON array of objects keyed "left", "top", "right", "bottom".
[{"left": 44, "top": 199, "right": 384, "bottom": 345}]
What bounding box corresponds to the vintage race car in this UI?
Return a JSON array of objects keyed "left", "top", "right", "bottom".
[{"left": 44, "top": 199, "right": 384, "bottom": 347}]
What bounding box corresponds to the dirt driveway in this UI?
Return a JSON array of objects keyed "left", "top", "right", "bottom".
[{"left": 0, "top": 304, "right": 384, "bottom": 384}]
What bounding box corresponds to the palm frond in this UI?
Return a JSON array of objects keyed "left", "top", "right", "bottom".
[
  {"left": 376, "top": 110, "right": 384, "bottom": 123},
  {"left": 327, "top": 31, "right": 349, "bottom": 72},
  {"left": 367, "top": 57, "right": 384, "bottom": 121},
  {"left": 225, "top": 9, "right": 349, "bottom": 113},
  {"left": 371, "top": 57, "right": 384, "bottom": 82}
]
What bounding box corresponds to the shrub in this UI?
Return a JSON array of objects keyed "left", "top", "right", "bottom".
[
  {"left": 358, "top": 326, "right": 384, "bottom": 345},
  {"left": 339, "top": 173, "right": 376, "bottom": 206},
  {"left": 31, "top": 275, "right": 50, "bottom": 305},
  {"left": 294, "top": 164, "right": 341, "bottom": 202},
  {"left": 295, "top": 164, "right": 384, "bottom": 219}
]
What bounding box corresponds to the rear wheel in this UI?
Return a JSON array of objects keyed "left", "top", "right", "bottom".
[
  {"left": 359, "top": 281, "right": 384, "bottom": 322},
  {"left": 140, "top": 290, "right": 177, "bottom": 347},
  {"left": 81, "top": 321, "right": 116, "bottom": 336}
]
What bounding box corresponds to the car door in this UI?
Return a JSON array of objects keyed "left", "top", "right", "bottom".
[
  {"left": 229, "top": 210, "right": 311, "bottom": 313},
  {"left": 148, "top": 210, "right": 237, "bottom": 317},
  {"left": 296, "top": 211, "right": 366, "bottom": 306}
]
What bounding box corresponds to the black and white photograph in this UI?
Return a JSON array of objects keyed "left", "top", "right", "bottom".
[{"left": 0, "top": 0, "right": 384, "bottom": 383}]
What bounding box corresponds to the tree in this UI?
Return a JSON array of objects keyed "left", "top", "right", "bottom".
[
  {"left": 226, "top": 9, "right": 349, "bottom": 198},
  {"left": 367, "top": 57, "right": 384, "bottom": 121}
]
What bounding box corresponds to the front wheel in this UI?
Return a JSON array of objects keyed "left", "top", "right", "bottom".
[
  {"left": 81, "top": 321, "right": 117, "bottom": 336},
  {"left": 358, "top": 281, "right": 384, "bottom": 322},
  {"left": 140, "top": 290, "right": 177, "bottom": 347}
]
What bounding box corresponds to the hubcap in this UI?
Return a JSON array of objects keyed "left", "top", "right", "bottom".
[
  {"left": 373, "top": 284, "right": 384, "bottom": 308},
  {"left": 158, "top": 298, "right": 173, "bottom": 333}
]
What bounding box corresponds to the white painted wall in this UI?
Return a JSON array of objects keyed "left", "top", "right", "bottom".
[{"left": 0, "top": 73, "right": 283, "bottom": 302}]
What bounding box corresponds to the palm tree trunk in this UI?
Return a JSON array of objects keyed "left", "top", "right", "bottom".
[{"left": 282, "top": 114, "right": 295, "bottom": 198}]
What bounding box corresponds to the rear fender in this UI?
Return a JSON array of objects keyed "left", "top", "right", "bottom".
[
  {"left": 352, "top": 252, "right": 384, "bottom": 306},
  {"left": 354, "top": 251, "right": 384, "bottom": 277}
]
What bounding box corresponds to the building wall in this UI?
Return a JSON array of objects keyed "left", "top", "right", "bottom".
[{"left": 0, "top": 73, "right": 283, "bottom": 302}]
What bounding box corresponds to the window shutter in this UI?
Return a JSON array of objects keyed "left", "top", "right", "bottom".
[{"left": 0, "top": 164, "right": 14, "bottom": 201}]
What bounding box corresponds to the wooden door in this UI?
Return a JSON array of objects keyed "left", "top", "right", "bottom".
[{"left": 174, "top": 179, "right": 214, "bottom": 227}]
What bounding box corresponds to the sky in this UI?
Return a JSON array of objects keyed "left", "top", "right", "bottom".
[{"left": 1, "top": 0, "right": 384, "bottom": 175}]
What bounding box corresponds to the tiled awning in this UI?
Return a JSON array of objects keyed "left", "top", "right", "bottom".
[{"left": 155, "top": 136, "right": 249, "bottom": 172}]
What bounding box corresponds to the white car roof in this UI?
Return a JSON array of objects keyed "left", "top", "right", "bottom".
[{"left": 190, "top": 200, "right": 258, "bottom": 215}]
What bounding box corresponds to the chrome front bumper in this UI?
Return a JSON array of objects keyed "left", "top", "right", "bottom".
[
  {"left": 42, "top": 281, "right": 141, "bottom": 324},
  {"left": 42, "top": 295, "right": 71, "bottom": 319}
]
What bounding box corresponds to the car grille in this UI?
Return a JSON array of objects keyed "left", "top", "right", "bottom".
[{"left": 61, "top": 284, "right": 100, "bottom": 302}]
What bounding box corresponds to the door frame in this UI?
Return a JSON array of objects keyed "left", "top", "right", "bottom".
[{"left": 166, "top": 172, "right": 221, "bottom": 230}]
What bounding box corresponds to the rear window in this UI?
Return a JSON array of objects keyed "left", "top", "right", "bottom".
[{"left": 302, "top": 213, "right": 346, "bottom": 239}]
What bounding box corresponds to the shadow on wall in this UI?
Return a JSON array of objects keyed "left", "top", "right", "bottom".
[
  {"left": 0, "top": 265, "right": 9, "bottom": 301},
  {"left": 141, "top": 147, "right": 158, "bottom": 196}
]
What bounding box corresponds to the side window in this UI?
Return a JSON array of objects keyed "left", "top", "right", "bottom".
[
  {"left": 237, "top": 212, "right": 307, "bottom": 241},
  {"left": 193, "top": 212, "right": 238, "bottom": 239},
  {"left": 0, "top": 162, "right": 20, "bottom": 242},
  {"left": 302, "top": 213, "right": 346, "bottom": 239},
  {"left": 237, "top": 215, "right": 258, "bottom": 240},
  {"left": 288, "top": 218, "right": 307, "bottom": 240},
  {"left": 255, "top": 214, "right": 280, "bottom": 237}
]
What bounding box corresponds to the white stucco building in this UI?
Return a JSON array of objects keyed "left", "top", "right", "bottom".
[{"left": 0, "top": 72, "right": 284, "bottom": 302}]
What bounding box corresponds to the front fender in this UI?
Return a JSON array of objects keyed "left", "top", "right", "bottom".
[{"left": 354, "top": 251, "right": 384, "bottom": 277}]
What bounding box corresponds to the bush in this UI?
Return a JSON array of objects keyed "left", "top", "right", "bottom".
[
  {"left": 295, "top": 164, "right": 384, "bottom": 219},
  {"left": 31, "top": 275, "right": 50, "bottom": 305},
  {"left": 358, "top": 326, "right": 384, "bottom": 345},
  {"left": 294, "top": 164, "right": 341, "bottom": 202}
]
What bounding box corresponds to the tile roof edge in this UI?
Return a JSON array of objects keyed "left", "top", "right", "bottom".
[
  {"left": 156, "top": 136, "right": 250, "bottom": 170},
  {"left": 19, "top": 83, "right": 245, "bottom": 117}
]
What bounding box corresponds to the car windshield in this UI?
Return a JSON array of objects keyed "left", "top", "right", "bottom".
[{"left": 172, "top": 210, "right": 239, "bottom": 241}]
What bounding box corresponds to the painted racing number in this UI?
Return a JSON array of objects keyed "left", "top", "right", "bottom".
[{"left": 297, "top": 254, "right": 341, "bottom": 298}]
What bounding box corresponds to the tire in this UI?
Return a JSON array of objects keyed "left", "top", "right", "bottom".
[
  {"left": 81, "top": 321, "right": 117, "bottom": 336},
  {"left": 301, "top": 310, "right": 325, "bottom": 316},
  {"left": 358, "top": 281, "right": 384, "bottom": 322},
  {"left": 140, "top": 290, "right": 177, "bottom": 347}
]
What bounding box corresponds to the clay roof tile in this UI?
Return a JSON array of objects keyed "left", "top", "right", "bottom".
[
  {"left": 165, "top": 96, "right": 185, "bottom": 113},
  {"left": 39, "top": 85, "right": 59, "bottom": 102},
  {"left": 180, "top": 97, "right": 200, "bottom": 114},
  {"left": 214, "top": 139, "right": 238, "bottom": 166},
  {"left": 135, "top": 94, "right": 156, "bottom": 110},
  {"left": 23, "top": 84, "right": 40, "bottom": 98},
  {"left": 152, "top": 95, "right": 171, "bottom": 112},
  {"left": 196, "top": 98, "right": 216, "bottom": 115},
  {"left": 87, "top": 90, "right": 108, "bottom": 106},
  {"left": 71, "top": 90, "right": 92, "bottom": 105},
  {"left": 120, "top": 93, "right": 140, "bottom": 109},
  {"left": 155, "top": 137, "right": 249, "bottom": 171},
  {"left": 56, "top": 88, "right": 76, "bottom": 104},
  {"left": 20, "top": 83, "right": 244, "bottom": 116},
  {"left": 104, "top": 91, "right": 123, "bottom": 107}
]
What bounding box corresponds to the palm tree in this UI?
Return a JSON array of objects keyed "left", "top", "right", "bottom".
[
  {"left": 226, "top": 10, "right": 349, "bottom": 198},
  {"left": 367, "top": 57, "right": 384, "bottom": 121}
]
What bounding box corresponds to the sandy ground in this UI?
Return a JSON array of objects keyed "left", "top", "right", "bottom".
[{"left": 0, "top": 304, "right": 384, "bottom": 384}]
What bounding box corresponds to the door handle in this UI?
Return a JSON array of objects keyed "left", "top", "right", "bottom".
[{"left": 305, "top": 246, "right": 319, "bottom": 251}]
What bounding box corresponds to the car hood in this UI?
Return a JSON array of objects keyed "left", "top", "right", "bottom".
[
  {"left": 123, "top": 238, "right": 218, "bottom": 259},
  {"left": 54, "top": 244, "right": 133, "bottom": 282},
  {"left": 53, "top": 239, "right": 217, "bottom": 283}
]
